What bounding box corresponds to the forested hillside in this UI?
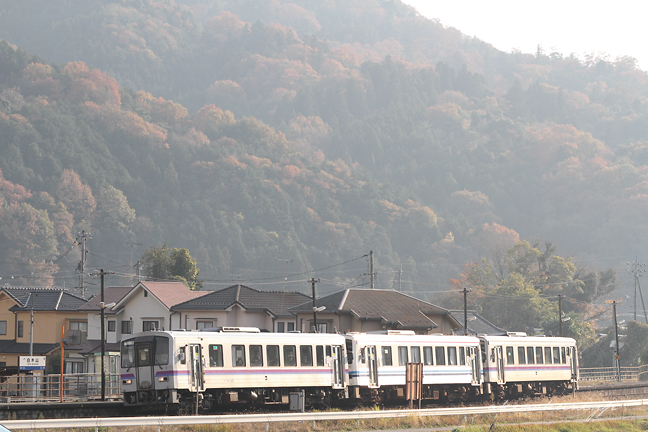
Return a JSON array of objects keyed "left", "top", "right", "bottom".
[{"left": 0, "top": 0, "right": 647, "bottom": 321}]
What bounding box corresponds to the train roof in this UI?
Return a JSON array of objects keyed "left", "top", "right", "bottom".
[
  {"left": 122, "top": 330, "right": 346, "bottom": 343},
  {"left": 479, "top": 334, "right": 576, "bottom": 344}
]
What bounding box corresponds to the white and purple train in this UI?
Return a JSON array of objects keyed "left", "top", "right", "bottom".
[{"left": 120, "top": 328, "right": 578, "bottom": 411}]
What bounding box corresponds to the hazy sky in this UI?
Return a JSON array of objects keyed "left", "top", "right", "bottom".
[{"left": 401, "top": 1, "right": 646, "bottom": 71}]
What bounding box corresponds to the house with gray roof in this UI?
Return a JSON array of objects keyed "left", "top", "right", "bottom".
[
  {"left": 171, "top": 284, "right": 311, "bottom": 332},
  {"left": 449, "top": 310, "right": 507, "bottom": 335},
  {"left": 289, "top": 288, "right": 462, "bottom": 335},
  {"left": 0, "top": 286, "right": 88, "bottom": 374}
]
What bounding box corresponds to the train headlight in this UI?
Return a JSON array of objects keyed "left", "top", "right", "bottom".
[
  {"left": 122, "top": 379, "right": 132, "bottom": 385},
  {"left": 158, "top": 376, "right": 168, "bottom": 382}
]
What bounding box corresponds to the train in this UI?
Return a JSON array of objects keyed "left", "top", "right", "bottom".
[{"left": 120, "top": 327, "right": 578, "bottom": 412}]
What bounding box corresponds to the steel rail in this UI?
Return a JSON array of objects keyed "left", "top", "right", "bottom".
[{"left": 2, "top": 399, "right": 647, "bottom": 429}]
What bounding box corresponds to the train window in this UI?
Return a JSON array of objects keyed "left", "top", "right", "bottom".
[
  {"left": 284, "top": 345, "right": 297, "bottom": 366},
  {"left": 316, "top": 346, "right": 324, "bottom": 366},
  {"left": 527, "top": 347, "right": 535, "bottom": 364},
  {"left": 137, "top": 345, "right": 151, "bottom": 367},
  {"left": 448, "top": 347, "right": 458, "bottom": 365},
  {"left": 506, "top": 347, "right": 514, "bottom": 365},
  {"left": 535, "top": 347, "right": 543, "bottom": 364},
  {"left": 250, "top": 345, "right": 263, "bottom": 367},
  {"left": 423, "top": 347, "right": 433, "bottom": 365},
  {"left": 300, "top": 346, "right": 313, "bottom": 366},
  {"left": 326, "top": 345, "right": 332, "bottom": 357},
  {"left": 459, "top": 347, "right": 466, "bottom": 365},
  {"left": 411, "top": 346, "right": 421, "bottom": 363},
  {"left": 544, "top": 347, "right": 552, "bottom": 364},
  {"left": 346, "top": 340, "right": 353, "bottom": 365},
  {"left": 518, "top": 347, "right": 526, "bottom": 364},
  {"left": 232, "top": 345, "right": 246, "bottom": 367},
  {"left": 561, "top": 347, "right": 566, "bottom": 364},
  {"left": 209, "top": 345, "right": 223, "bottom": 367},
  {"left": 154, "top": 337, "right": 169, "bottom": 365},
  {"left": 382, "top": 347, "right": 393, "bottom": 366},
  {"left": 398, "top": 346, "right": 408, "bottom": 366},
  {"left": 267, "top": 345, "right": 280, "bottom": 366},
  {"left": 435, "top": 346, "right": 445, "bottom": 365},
  {"left": 553, "top": 347, "right": 560, "bottom": 364},
  {"left": 121, "top": 340, "right": 135, "bottom": 368}
]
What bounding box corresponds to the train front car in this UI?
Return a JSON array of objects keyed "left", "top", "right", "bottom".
[
  {"left": 121, "top": 328, "right": 349, "bottom": 412},
  {"left": 479, "top": 333, "right": 578, "bottom": 399},
  {"left": 121, "top": 331, "right": 188, "bottom": 408},
  {"left": 345, "top": 331, "right": 482, "bottom": 404}
]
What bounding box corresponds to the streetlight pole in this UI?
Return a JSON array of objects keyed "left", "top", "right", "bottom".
[
  {"left": 558, "top": 295, "right": 563, "bottom": 337},
  {"left": 310, "top": 278, "right": 320, "bottom": 332},
  {"left": 612, "top": 300, "right": 621, "bottom": 382}
]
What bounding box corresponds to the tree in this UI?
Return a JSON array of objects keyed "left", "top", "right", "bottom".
[{"left": 141, "top": 244, "right": 202, "bottom": 290}]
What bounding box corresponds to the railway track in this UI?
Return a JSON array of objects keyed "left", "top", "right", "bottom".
[{"left": 0, "top": 382, "right": 646, "bottom": 420}]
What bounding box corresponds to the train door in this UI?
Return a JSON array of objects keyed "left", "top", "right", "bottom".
[
  {"left": 468, "top": 346, "right": 480, "bottom": 385},
  {"left": 367, "top": 346, "right": 379, "bottom": 388},
  {"left": 331, "top": 345, "right": 345, "bottom": 389},
  {"left": 189, "top": 344, "right": 204, "bottom": 392},
  {"left": 570, "top": 347, "right": 579, "bottom": 383},
  {"left": 136, "top": 342, "right": 155, "bottom": 392},
  {"left": 494, "top": 346, "right": 505, "bottom": 384}
]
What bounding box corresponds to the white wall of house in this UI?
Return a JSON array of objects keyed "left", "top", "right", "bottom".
[
  {"left": 117, "top": 289, "right": 171, "bottom": 336},
  {"left": 86, "top": 312, "right": 120, "bottom": 343},
  {"left": 175, "top": 308, "right": 274, "bottom": 332}
]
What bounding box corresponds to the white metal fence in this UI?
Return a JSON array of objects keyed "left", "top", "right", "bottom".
[
  {"left": 0, "top": 373, "right": 121, "bottom": 403},
  {"left": 579, "top": 366, "right": 648, "bottom": 382}
]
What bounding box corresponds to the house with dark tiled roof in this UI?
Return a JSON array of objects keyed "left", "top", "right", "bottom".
[
  {"left": 171, "top": 284, "right": 311, "bottom": 332},
  {"left": 0, "top": 286, "right": 88, "bottom": 374},
  {"left": 289, "top": 288, "right": 462, "bottom": 335},
  {"left": 449, "top": 310, "right": 507, "bottom": 335}
]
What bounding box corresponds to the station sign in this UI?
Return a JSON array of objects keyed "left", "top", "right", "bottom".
[{"left": 19, "top": 356, "right": 46, "bottom": 371}]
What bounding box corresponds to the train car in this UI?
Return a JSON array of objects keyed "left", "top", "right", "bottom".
[
  {"left": 344, "top": 331, "right": 482, "bottom": 403},
  {"left": 120, "top": 328, "right": 347, "bottom": 412},
  {"left": 479, "top": 334, "right": 578, "bottom": 398}
]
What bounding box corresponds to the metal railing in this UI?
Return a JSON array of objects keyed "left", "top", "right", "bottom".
[
  {"left": 579, "top": 365, "right": 648, "bottom": 382},
  {"left": 0, "top": 373, "right": 121, "bottom": 403}
]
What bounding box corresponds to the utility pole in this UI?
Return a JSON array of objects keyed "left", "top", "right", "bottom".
[
  {"left": 627, "top": 257, "right": 647, "bottom": 323},
  {"left": 310, "top": 277, "right": 320, "bottom": 332},
  {"left": 278, "top": 259, "right": 293, "bottom": 290},
  {"left": 76, "top": 231, "right": 91, "bottom": 298},
  {"left": 29, "top": 293, "right": 34, "bottom": 356},
  {"left": 558, "top": 295, "right": 563, "bottom": 337},
  {"left": 612, "top": 300, "right": 621, "bottom": 382},
  {"left": 135, "top": 261, "right": 142, "bottom": 283},
  {"left": 123, "top": 242, "right": 143, "bottom": 284},
  {"left": 369, "top": 251, "right": 374, "bottom": 289},
  {"left": 91, "top": 268, "right": 115, "bottom": 401},
  {"left": 463, "top": 286, "right": 469, "bottom": 336}
]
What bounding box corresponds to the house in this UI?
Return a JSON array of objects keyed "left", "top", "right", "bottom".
[
  {"left": 449, "top": 310, "right": 508, "bottom": 335},
  {"left": 110, "top": 281, "right": 206, "bottom": 335},
  {"left": 0, "top": 286, "right": 88, "bottom": 374},
  {"left": 78, "top": 286, "right": 133, "bottom": 375},
  {"left": 289, "top": 288, "right": 462, "bottom": 335},
  {"left": 449, "top": 310, "right": 508, "bottom": 336},
  {"left": 172, "top": 284, "right": 311, "bottom": 332}
]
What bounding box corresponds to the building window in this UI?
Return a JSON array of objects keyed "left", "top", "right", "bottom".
[
  {"left": 316, "top": 322, "right": 327, "bottom": 333},
  {"left": 277, "top": 322, "right": 285, "bottom": 333},
  {"left": 287, "top": 322, "right": 295, "bottom": 332},
  {"left": 143, "top": 321, "right": 159, "bottom": 332},
  {"left": 121, "top": 320, "right": 132, "bottom": 334},
  {"left": 18, "top": 321, "right": 23, "bottom": 338},
  {"left": 196, "top": 321, "right": 213, "bottom": 330},
  {"left": 65, "top": 360, "right": 84, "bottom": 374},
  {"left": 0, "top": 321, "right": 6, "bottom": 335},
  {"left": 68, "top": 321, "right": 88, "bottom": 344},
  {"left": 107, "top": 321, "right": 116, "bottom": 332}
]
